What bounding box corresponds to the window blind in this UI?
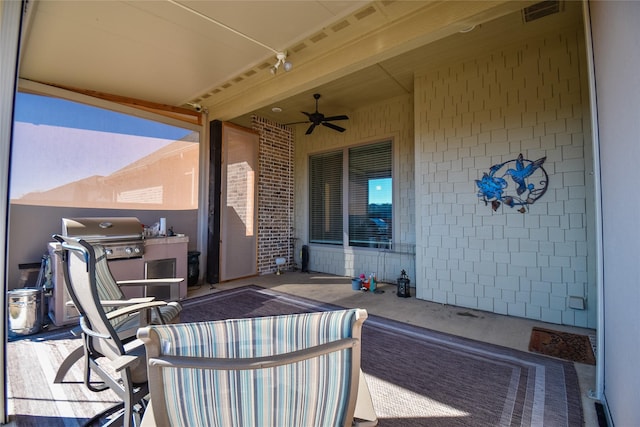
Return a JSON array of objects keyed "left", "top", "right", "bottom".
[
  {"left": 309, "top": 151, "right": 343, "bottom": 245},
  {"left": 348, "top": 141, "right": 392, "bottom": 248}
]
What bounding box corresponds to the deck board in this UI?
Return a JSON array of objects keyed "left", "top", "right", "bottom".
[{"left": 8, "top": 328, "right": 120, "bottom": 426}]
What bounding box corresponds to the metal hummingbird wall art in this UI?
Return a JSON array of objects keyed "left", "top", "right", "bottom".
[{"left": 475, "top": 153, "right": 548, "bottom": 213}]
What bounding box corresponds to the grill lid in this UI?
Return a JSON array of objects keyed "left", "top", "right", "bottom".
[{"left": 62, "top": 217, "right": 143, "bottom": 241}]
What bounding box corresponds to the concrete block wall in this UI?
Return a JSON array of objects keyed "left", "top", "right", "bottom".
[
  {"left": 414, "top": 27, "right": 596, "bottom": 327},
  {"left": 252, "top": 116, "right": 294, "bottom": 274},
  {"left": 292, "top": 95, "right": 416, "bottom": 283}
]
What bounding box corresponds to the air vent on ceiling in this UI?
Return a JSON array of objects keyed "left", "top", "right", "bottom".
[{"left": 523, "top": 1, "right": 561, "bottom": 23}]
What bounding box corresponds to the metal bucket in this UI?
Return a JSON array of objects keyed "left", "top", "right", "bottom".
[{"left": 8, "top": 288, "right": 42, "bottom": 337}]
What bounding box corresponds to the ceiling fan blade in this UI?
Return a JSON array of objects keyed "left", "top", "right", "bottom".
[
  {"left": 284, "top": 121, "right": 310, "bottom": 126},
  {"left": 322, "top": 122, "right": 346, "bottom": 132},
  {"left": 296, "top": 94, "right": 348, "bottom": 134},
  {"left": 305, "top": 123, "right": 316, "bottom": 135},
  {"left": 323, "top": 115, "right": 349, "bottom": 122}
]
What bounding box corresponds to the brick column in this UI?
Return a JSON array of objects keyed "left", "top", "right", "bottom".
[{"left": 252, "top": 116, "right": 294, "bottom": 274}]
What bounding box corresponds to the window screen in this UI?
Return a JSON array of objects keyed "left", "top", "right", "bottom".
[
  {"left": 11, "top": 92, "right": 198, "bottom": 210},
  {"left": 309, "top": 151, "right": 343, "bottom": 245},
  {"left": 349, "top": 141, "right": 392, "bottom": 248}
]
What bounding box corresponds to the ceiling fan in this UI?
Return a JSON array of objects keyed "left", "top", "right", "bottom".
[{"left": 286, "top": 93, "right": 349, "bottom": 135}]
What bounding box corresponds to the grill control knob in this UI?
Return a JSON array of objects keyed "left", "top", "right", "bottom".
[
  {"left": 105, "top": 248, "right": 113, "bottom": 255},
  {"left": 133, "top": 247, "right": 141, "bottom": 254},
  {"left": 125, "top": 247, "right": 133, "bottom": 255}
]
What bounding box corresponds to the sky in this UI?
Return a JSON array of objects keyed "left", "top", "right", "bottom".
[
  {"left": 14, "top": 92, "right": 191, "bottom": 139},
  {"left": 369, "top": 177, "right": 392, "bottom": 204},
  {"left": 10, "top": 93, "right": 193, "bottom": 198}
]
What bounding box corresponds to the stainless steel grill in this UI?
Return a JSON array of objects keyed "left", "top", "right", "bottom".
[
  {"left": 51, "top": 216, "right": 146, "bottom": 326},
  {"left": 61, "top": 217, "right": 144, "bottom": 259}
]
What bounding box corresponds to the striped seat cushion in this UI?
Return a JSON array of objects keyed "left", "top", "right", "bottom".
[
  {"left": 150, "top": 309, "right": 359, "bottom": 427},
  {"left": 111, "top": 301, "right": 182, "bottom": 332}
]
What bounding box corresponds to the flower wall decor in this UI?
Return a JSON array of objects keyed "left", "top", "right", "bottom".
[{"left": 475, "top": 153, "right": 548, "bottom": 213}]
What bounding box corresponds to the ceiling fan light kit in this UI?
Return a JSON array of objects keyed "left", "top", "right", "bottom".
[{"left": 286, "top": 93, "right": 349, "bottom": 135}]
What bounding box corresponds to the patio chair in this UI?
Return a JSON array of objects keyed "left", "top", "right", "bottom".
[
  {"left": 53, "top": 236, "right": 183, "bottom": 385},
  {"left": 53, "top": 235, "right": 177, "bottom": 427},
  {"left": 137, "top": 309, "right": 378, "bottom": 427}
]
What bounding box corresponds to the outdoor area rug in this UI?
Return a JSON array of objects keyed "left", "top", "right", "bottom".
[
  {"left": 529, "top": 326, "right": 596, "bottom": 365},
  {"left": 182, "top": 285, "right": 583, "bottom": 426}
]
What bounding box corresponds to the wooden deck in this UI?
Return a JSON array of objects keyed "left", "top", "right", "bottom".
[{"left": 7, "top": 326, "right": 120, "bottom": 426}]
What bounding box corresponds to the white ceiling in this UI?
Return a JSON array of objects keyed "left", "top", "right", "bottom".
[
  {"left": 20, "top": 1, "right": 366, "bottom": 105},
  {"left": 18, "top": 0, "right": 569, "bottom": 129}
]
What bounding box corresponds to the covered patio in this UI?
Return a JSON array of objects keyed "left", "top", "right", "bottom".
[{"left": 2, "top": 1, "right": 639, "bottom": 425}]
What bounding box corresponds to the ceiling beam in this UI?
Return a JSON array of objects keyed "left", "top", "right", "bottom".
[
  {"left": 49, "top": 84, "right": 203, "bottom": 126},
  {"left": 204, "top": 0, "right": 533, "bottom": 121},
  {"left": 18, "top": 79, "right": 203, "bottom": 131}
]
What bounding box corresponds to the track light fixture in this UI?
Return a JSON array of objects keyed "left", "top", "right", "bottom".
[
  {"left": 167, "top": 1, "right": 293, "bottom": 78},
  {"left": 270, "top": 51, "right": 293, "bottom": 75},
  {"left": 186, "top": 102, "right": 206, "bottom": 113}
]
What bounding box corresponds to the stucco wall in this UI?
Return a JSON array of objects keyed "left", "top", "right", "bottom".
[
  {"left": 590, "top": 1, "right": 640, "bottom": 425},
  {"left": 414, "top": 25, "right": 595, "bottom": 327}
]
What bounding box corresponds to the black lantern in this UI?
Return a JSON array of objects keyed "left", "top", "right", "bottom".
[{"left": 397, "top": 269, "right": 411, "bottom": 298}]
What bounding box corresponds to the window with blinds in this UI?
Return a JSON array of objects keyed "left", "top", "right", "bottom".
[
  {"left": 309, "top": 140, "right": 392, "bottom": 248},
  {"left": 309, "top": 151, "right": 343, "bottom": 245},
  {"left": 348, "top": 141, "right": 392, "bottom": 249}
]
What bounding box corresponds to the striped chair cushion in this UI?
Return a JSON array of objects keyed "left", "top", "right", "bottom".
[
  {"left": 150, "top": 309, "right": 359, "bottom": 427},
  {"left": 112, "top": 301, "right": 182, "bottom": 332},
  {"left": 93, "top": 245, "right": 127, "bottom": 306},
  {"left": 93, "top": 244, "right": 181, "bottom": 330}
]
